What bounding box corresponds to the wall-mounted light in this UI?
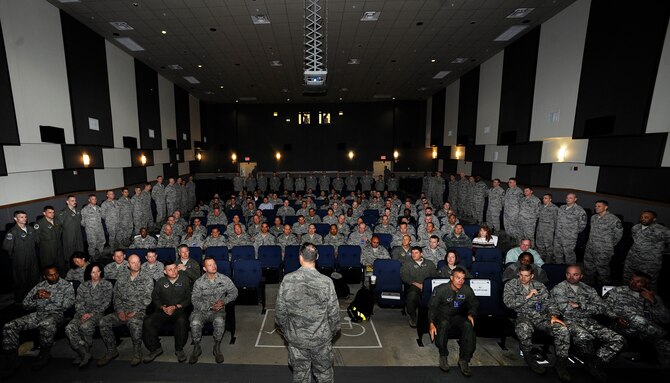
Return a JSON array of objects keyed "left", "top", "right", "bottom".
[
  {"left": 196, "top": 152, "right": 202, "bottom": 161},
  {"left": 455, "top": 147, "right": 462, "bottom": 160},
  {"left": 338, "top": 111, "right": 344, "bottom": 116},
  {"left": 557, "top": 145, "right": 568, "bottom": 162},
  {"left": 275, "top": 152, "right": 282, "bottom": 160},
  {"left": 273, "top": 112, "right": 278, "bottom": 117},
  {"left": 393, "top": 150, "right": 399, "bottom": 161},
  {"left": 140, "top": 154, "right": 147, "bottom": 166},
  {"left": 348, "top": 151, "right": 354, "bottom": 160},
  {"left": 82, "top": 153, "right": 90, "bottom": 167},
  {"left": 231, "top": 153, "right": 237, "bottom": 163},
  {"left": 432, "top": 146, "right": 438, "bottom": 160}
]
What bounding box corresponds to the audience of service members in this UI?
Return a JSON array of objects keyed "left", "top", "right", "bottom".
[{"left": 1, "top": 171, "right": 669, "bottom": 380}]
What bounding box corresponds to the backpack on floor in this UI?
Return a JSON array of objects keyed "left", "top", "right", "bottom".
[
  {"left": 347, "top": 285, "right": 374, "bottom": 322},
  {"left": 331, "top": 272, "right": 350, "bottom": 299}
]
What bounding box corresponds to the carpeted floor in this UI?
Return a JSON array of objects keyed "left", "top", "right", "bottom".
[{"left": 4, "top": 357, "right": 669, "bottom": 383}]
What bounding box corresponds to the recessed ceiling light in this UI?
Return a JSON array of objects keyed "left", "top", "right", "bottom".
[
  {"left": 270, "top": 60, "right": 282, "bottom": 67},
  {"left": 219, "top": 85, "right": 224, "bottom": 89},
  {"left": 340, "top": 88, "right": 349, "bottom": 92},
  {"left": 286, "top": 98, "right": 291, "bottom": 102},
  {"left": 361, "top": 11, "right": 380, "bottom": 21},
  {"left": 235, "top": 100, "right": 239, "bottom": 103},
  {"left": 432, "top": 71, "right": 451, "bottom": 79},
  {"left": 204, "top": 91, "right": 214, "bottom": 95},
  {"left": 451, "top": 57, "right": 468, "bottom": 64},
  {"left": 183, "top": 76, "right": 200, "bottom": 84},
  {"left": 339, "top": 97, "right": 343, "bottom": 101},
  {"left": 197, "top": 64, "right": 203, "bottom": 68},
  {"left": 166, "top": 64, "right": 183, "bottom": 70},
  {"left": 347, "top": 58, "right": 360, "bottom": 65},
  {"left": 114, "top": 37, "right": 144, "bottom": 51},
  {"left": 418, "top": 87, "right": 428, "bottom": 91},
  {"left": 161, "top": 30, "right": 167, "bottom": 35},
  {"left": 392, "top": 97, "right": 396, "bottom": 100},
  {"left": 431, "top": 59, "right": 436, "bottom": 63},
  {"left": 281, "top": 88, "right": 289, "bottom": 93},
  {"left": 507, "top": 8, "right": 534, "bottom": 19},
  {"left": 132, "top": 2, "right": 139, "bottom": 6},
  {"left": 110, "top": 21, "right": 134, "bottom": 31},
  {"left": 494, "top": 25, "right": 529, "bottom": 41},
  {"left": 251, "top": 15, "right": 271, "bottom": 25}
]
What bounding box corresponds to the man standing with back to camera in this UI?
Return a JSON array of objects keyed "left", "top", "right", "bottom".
[{"left": 276, "top": 243, "right": 340, "bottom": 383}]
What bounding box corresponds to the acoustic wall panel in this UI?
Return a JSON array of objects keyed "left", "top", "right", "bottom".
[
  {"left": 61, "top": 145, "right": 103, "bottom": 169},
  {"left": 476, "top": 51, "right": 503, "bottom": 145},
  {"left": 597, "top": 166, "right": 670, "bottom": 203},
  {"left": 102, "top": 148, "right": 132, "bottom": 168},
  {"left": 106, "top": 41, "right": 140, "bottom": 149},
  {"left": 94, "top": 168, "right": 124, "bottom": 191},
  {"left": 178, "top": 161, "right": 190, "bottom": 176},
  {"left": 550, "top": 163, "right": 599, "bottom": 192},
  {"left": 4, "top": 144, "right": 63, "bottom": 173},
  {"left": 464, "top": 145, "right": 485, "bottom": 162},
  {"left": 0, "top": 170, "right": 54, "bottom": 205},
  {"left": 541, "top": 138, "right": 589, "bottom": 164},
  {"left": 585, "top": 134, "right": 667, "bottom": 168},
  {"left": 507, "top": 142, "right": 543, "bottom": 165},
  {"left": 0, "top": 19, "right": 18, "bottom": 145},
  {"left": 491, "top": 163, "right": 517, "bottom": 182},
  {"left": 456, "top": 160, "right": 472, "bottom": 175},
  {"left": 135, "top": 59, "right": 162, "bottom": 149},
  {"left": 162, "top": 163, "right": 178, "bottom": 179},
  {"left": 484, "top": 145, "right": 508, "bottom": 163},
  {"left": 0, "top": 147, "right": 6, "bottom": 177},
  {"left": 174, "top": 85, "right": 191, "bottom": 150},
  {"left": 443, "top": 80, "right": 459, "bottom": 146},
  {"left": 60, "top": 11, "right": 113, "bottom": 147},
  {"left": 430, "top": 88, "right": 446, "bottom": 146},
  {"left": 146, "top": 164, "right": 163, "bottom": 182},
  {"left": 471, "top": 161, "right": 493, "bottom": 180},
  {"left": 457, "top": 67, "right": 479, "bottom": 146},
  {"left": 130, "top": 149, "right": 153, "bottom": 167},
  {"left": 159, "top": 75, "right": 176, "bottom": 150},
  {"left": 52, "top": 168, "right": 95, "bottom": 195},
  {"left": 122, "top": 166, "right": 147, "bottom": 186},
  {"left": 153, "top": 149, "right": 170, "bottom": 165},
  {"left": 515, "top": 164, "right": 552, "bottom": 187}
]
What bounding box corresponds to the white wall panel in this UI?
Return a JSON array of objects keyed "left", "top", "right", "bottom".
[
  {"left": 550, "top": 163, "right": 599, "bottom": 192},
  {"left": 94, "top": 168, "right": 124, "bottom": 191},
  {"left": 189, "top": 94, "right": 201, "bottom": 144},
  {"left": 456, "top": 160, "right": 472, "bottom": 175},
  {"left": 484, "top": 145, "right": 508, "bottom": 163},
  {"left": 530, "top": 0, "right": 591, "bottom": 140},
  {"left": 102, "top": 148, "right": 131, "bottom": 168},
  {"left": 444, "top": 80, "right": 459, "bottom": 146},
  {"left": 178, "top": 161, "right": 190, "bottom": 175},
  {"left": 106, "top": 41, "right": 140, "bottom": 149},
  {"left": 0, "top": 170, "right": 54, "bottom": 205},
  {"left": 540, "top": 138, "right": 589, "bottom": 164},
  {"left": 158, "top": 75, "right": 176, "bottom": 148},
  {"left": 154, "top": 149, "right": 170, "bottom": 165},
  {"left": 475, "top": 52, "right": 504, "bottom": 145},
  {"left": 0, "top": 0, "right": 73, "bottom": 144},
  {"left": 183, "top": 149, "right": 195, "bottom": 162},
  {"left": 146, "top": 164, "right": 163, "bottom": 181},
  {"left": 4, "top": 143, "right": 63, "bottom": 173},
  {"left": 491, "top": 163, "right": 517, "bottom": 182}
]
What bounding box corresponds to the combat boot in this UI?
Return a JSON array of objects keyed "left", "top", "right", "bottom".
[
  {"left": 1, "top": 349, "right": 20, "bottom": 378},
  {"left": 31, "top": 347, "right": 52, "bottom": 371},
  {"left": 130, "top": 344, "right": 142, "bottom": 367},
  {"left": 189, "top": 343, "right": 202, "bottom": 364},
  {"left": 143, "top": 347, "right": 163, "bottom": 363},
  {"left": 439, "top": 355, "right": 449, "bottom": 372},
  {"left": 79, "top": 346, "right": 91, "bottom": 368},
  {"left": 554, "top": 357, "right": 571, "bottom": 382},
  {"left": 96, "top": 347, "right": 119, "bottom": 367},
  {"left": 213, "top": 340, "right": 224, "bottom": 364},
  {"left": 523, "top": 353, "right": 546, "bottom": 375}
]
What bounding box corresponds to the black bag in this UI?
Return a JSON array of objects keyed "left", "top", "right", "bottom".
[
  {"left": 347, "top": 286, "right": 374, "bottom": 322},
  {"left": 331, "top": 272, "right": 350, "bottom": 299}
]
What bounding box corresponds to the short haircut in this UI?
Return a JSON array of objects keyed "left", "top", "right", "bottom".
[
  {"left": 411, "top": 246, "right": 423, "bottom": 253},
  {"left": 493, "top": 178, "right": 500, "bottom": 183},
  {"left": 519, "top": 264, "right": 534, "bottom": 274},
  {"left": 113, "top": 248, "right": 124, "bottom": 255},
  {"left": 451, "top": 266, "right": 466, "bottom": 277},
  {"left": 89, "top": 194, "right": 96, "bottom": 198},
  {"left": 164, "top": 260, "right": 175, "bottom": 268},
  {"left": 300, "top": 243, "right": 318, "bottom": 262},
  {"left": 43, "top": 205, "right": 55, "bottom": 212},
  {"left": 67, "top": 195, "right": 75, "bottom": 199},
  {"left": 42, "top": 264, "right": 58, "bottom": 274},
  {"left": 203, "top": 256, "right": 216, "bottom": 265},
  {"left": 430, "top": 235, "right": 440, "bottom": 241},
  {"left": 84, "top": 262, "right": 104, "bottom": 281},
  {"left": 509, "top": 177, "right": 517, "bottom": 182},
  {"left": 446, "top": 250, "right": 460, "bottom": 265},
  {"left": 566, "top": 264, "right": 582, "bottom": 273},
  {"left": 524, "top": 186, "right": 533, "bottom": 191},
  {"left": 595, "top": 200, "right": 608, "bottom": 206},
  {"left": 13, "top": 210, "right": 26, "bottom": 217},
  {"left": 632, "top": 270, "right": 651, "bottom": 280},
  {"left": 71, "top": 251, "right": 90, "bottom": 262},
  {"left": 642, "top": 210, "right": 658, "bottom": 219},
  {"left": 518, "top": 252, "right": 534, "bottom": 263},
  {"left": 177, "top": 244, "right": 189, "bottom": 252},
  {"left": 543, "top": 193, "right": 553, "bottom": 199}
]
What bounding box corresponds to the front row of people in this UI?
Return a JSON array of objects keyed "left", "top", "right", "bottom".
[{"left": 1, "top": 246, "right": 238, "bottom": 377}]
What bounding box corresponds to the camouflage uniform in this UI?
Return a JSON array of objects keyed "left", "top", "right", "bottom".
[
  {"left": 360, "top": 245, "right": 390, "bottom": 266},
  {"left": 323, "top": 234, "right": 345, "bottom": 251},
  {"left": 471, "top": 180, "right": 487, "bottom": 224},
  {"left": 519, "top": 195, "right": 541, "bottom": 245},
  {"left": 503, "top": 278, "right": 570, "bottom": 358},
  {"left": 65, "top": 279, "right": 113, "bottom": 350},
  {"left": 203, "top": 235, "right": 227, "bottom": 250},
  {"left": 294, "top": 177, "right": 306, "bottom": 192},
  {"left": 117, "top": 195, "right": 134, "bottom": 247},
  {"left": 433, "top": 176, "right": 446, "bottom": 207},
  {"left": 207, "top": 212, "right": 228, "bottom": 226},
  {"left": 551, "top": 281, "right": 624, "bottom": 363},
  {"left": 584, "top": 212, "right": 623, "bottom": 284},
  {"left": 502, "top": 187, "right": 523, "bottom": 239},
  {"left": 157, "top": 233, "right": 180, "bottom": 249},
  {"left": 131, "top": 235, "right": 157, "bottom": 249},
  {"left": 3, "top": 225, "right": 40, "bottom": 302},
  {"left": 186, "top": 179, "right": 197, "bottom": 213},
  {"left": 141, "top": 261, "right": 165, "bottom": 280},
  {"left": 257, "top": 174, "right": 268, "bottom": 193},
  {"left": 104, "top": 260, "right": 129, "bottom": 280},
  {"left": 422, "top": 175, "right": 432, "bottom": 197},
  {"left": 301, "top": 233, "right": 323, "bottom": 246},
  {"left": 448, "top": 179, "right": 459, "bottom": 213},
  {"left": 190, "top": 273, "right": 238, "bottom": 343},
  {"left": 66, "top": 266, "right": 86, "bottom": 282},
  {"left": 345, "top": 175, "right": 358, "bottom": 192},
  {"left": 275, "top": 266, "right": 340, "bottom": 383},
  {"left": 552, "top": 204, "right": 587, "bottom": 264},
  {"left": 292, "top": 222, "right": 309, "bottom": 237},
  {"left": 422, "top": 246, "right": 446, "bottom": 265},
  {"left": 81, "top": 203, "right": 105, "bottom": 259},
  {"left": 227, "top": 233, "right": 252, "bottom": 250},
  {"left": 360, "top": 174, "right": 373, "bottom": 192},
  {"left": 2, "top": 278, "right": 75, "bottom": 351},
  {"left": 536, "top": 202, "right": 558, "bottom": 263},
  {"left": 347, "top": 230, "right": 372, "bottom": 248},
  {"left": 277, "top": 205, "right": 296, "bottom": 218},
  {"left": 444, "top": 232, "right": 471, "bottom": 248},
  {"left": 332, "top": 177, "right": 344, "bottom": 193},
  {"left": 318, "top": 175, "right": 330, "bottom": 192},
  {"left": 401, "top": 258, "right": 439, "bottom": 323},
  {"left": 277, "top": 233, "right": 299, "bottom": 253},
  {"left": 245, "top": 176, "right": 257, "bottom": 192},
  {"left": 457, "top": 177, "right": 469, "bottom": 217},
  {"left": 164, "top": 183, "right": 178, "bottom": 217},
  {"left": 131, "top": 192, "right": 145, "bottom": 235},
  {"left": 605, "top": 285, "right": 670, "bottom": 364},
  {"left": 254, "top": 233, "right": 278, "bottom": 252},
  {"left": 233, "top": 175, "right": 244, "bottom": 193},
  {"left": 152, "top": 182, "right": 166, "bottom": 225},
  {"left": 180, "top": 234, "right": 205, "bottom": 249},
  {"left": 623, "top": 223, "right": 670, "bottom": 289},
  {"left": 387, "top": 177, "right": 399, "bottom": 192},
  {"left": 307, "top": 175, "right": 318, "bottom": 191},
  {"left": 486, "top": 185, "right": 505, "bottom": 232},
  {"left": 102, "top": 270, "right": 153, "bottom": 351}
]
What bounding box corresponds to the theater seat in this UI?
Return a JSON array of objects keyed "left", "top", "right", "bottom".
[
  {"left": 372, "top": 259, "right": 405, "bottom": 308},
  {"left": 232, "top": 259, "right": 265, "bottom": 314}
]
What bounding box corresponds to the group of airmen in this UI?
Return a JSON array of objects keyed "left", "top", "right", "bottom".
[{"left": 1, "top": 169, "right": 669, "bottom": 379}]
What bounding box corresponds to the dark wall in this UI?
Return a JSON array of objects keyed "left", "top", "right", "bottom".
[
  {"left": 598, "top": 166, "right": 670, "bottom": 203},
  {"left": 135, "top": 59, "right": 162, "bottom": 149},
  {"left": 498, "top": 26, "right": 540, "bottom": 145},
  {"left": 174, "top": 85, "right": 191, "bottom": 150},
  {"left": 0, "top": 20, "right": 19, "bottom": 146},
  {"left": 430, "top": 89, "right": 445, "bottom": 146},
  {"left": 198, "top": 101, "right": 430, "bottom": 173},
  {"left": 573, "top": 1, "right": 670, "bottom": 138},
  {"left": 0, "top": 147, "right": 6, "bottom": 177},
  {"left": 60, "top": 11, "right": 113, "bottom": 147},
  {"left": 586, "top": 133, "right": 667, "bottom": 168},
  {"left": 52, "top": 168, "right": 95, "bottom": 195},
  {"left": 457, "top": 67, "right": 479, "bottom": 146}
]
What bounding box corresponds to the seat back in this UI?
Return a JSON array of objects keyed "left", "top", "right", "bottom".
[
  {"left": 375, "top": 233, "right": 392, "bottom": 250},
  {"left": 363, "top": 209, "right": 380, "bottom": 220},
  {"left": 156, "top": 247, "right": 176, "bottom": 263},
  {"left": 232, "top": 259, "right": 262, "bottom": 288},
  {"left": 316, "top": 245, "right": 336, "bottom": 269},
  {"left": 462, "top": 224, "right": 479, "bottom": 239},
  {"left": 258, "top": 245, "right": 282, "bottom": 268},
  {"left": 188, "top": 247, "right": 203, "bottom": 264},
  {"left": 284, "top": 215, "right": 298, "bottom": 226},
  {"left": 471, "top": 261, "right": 502, "bottom": 283},
  {"left": 474, "top": 247, "right": 502, "bottom": 263},
  {"left": 466, "top": 278, "right": 505, "bottom": 316},
  {"left": 205, "top": 246, "right": 228, "bottom": 261},
  {"left": 337, "top": 245, "right": 362, "bottom": 268},
  {"left": 231, "top": 245, "right": 256, "bottom": 262},
  {"left": 421, "top": 277, "right": 451, "bottom": 307},
  {"left": 449, "top": 247, "right": 473, "bottom": 269},
  {"left": 215, "top": 260, "right": 232, "bottom": 278},
  {"left": 362, "top": 215, "right": 377, "bottom": 228},
  {"left": 542, "top": 263, "right": 568, "bottom": 289},
  {"left": 373, "top": 259, "right": 404, "bottom": 306},
  {"left": 283, "top": 245, "right": 301, "bottom": 274},
  {"left": 124, "top": 248, "right": 147, "bottom": 263},
  {"left": 314, "top": 223, "right": 331, "bottom": 237}
]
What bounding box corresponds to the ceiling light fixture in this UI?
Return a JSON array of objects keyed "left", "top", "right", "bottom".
[
  {"left": 347, "top": 58, "right": 360, "bottom": 64},
  {"left": 507, "top": 8, "right": 534, "bottom": 19},
  {"left": 494, "top": 25, "right": 529, "bottom": 41},
  {"left": 270, "top": 60, "right": 283, "bottom": 66},
  {"left": 361, "top": 11, "right": 380, "bottom": 21},
  {"left": 183, "top": 76, "right": 200, "bottom": 84},
  {"left": 166, "top": 64, "right": 183, "bottom": 70},
  {"left": 431, "top": 59, "right": 436, "bottom": 63},
  {"left": 451, "top": 57, "right": 468, "bottom": 64},
  {"left": 161, "top": 30, "right": 167, "bottom": 35},
  {"left": 251, "top": 15, "right": 271, "bottom": 25},
  {"left": 432, "top": 71, "right": 451, "bottom": 79},
  {"left": 114, "top": 37, "right": 144, "bottom": 51},
  {"left": 110, "top": 21, "right": 134, "bottom": 31}
]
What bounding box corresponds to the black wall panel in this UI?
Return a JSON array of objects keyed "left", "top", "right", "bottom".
[
  {"left": 515, "top": 164, "right": 552, "bottom": 188},
  {"left": 443, "top": 159, "right": 458, "bottom": 175},
  {"left": 393, "top": 102, "right": 431, "bottom": 172},
  {"left": 61, "top": 145, "right": 103, "bottom": 169},
  {"left": 573, "top": 1, "right": 670, "bottom": 138},
  {"left": 430, "top": 89, "right": 445, "bottom": 146},
  {"left": 0, "top": 20, "right": 19, "bottom": 146},
  {"left": 174, "top": 85, "right": 191, "bottom": 150},
  {"left": 507, "top": 142, "right": 543, "bottom": 165},
  {"left": 60, "top": 11, "right": 113, "bottom": 147},
  {"left": 169, "top": 149, "right": 184, "bottom": 163},
  {"left": 163, "top": 163, "right": 179, "bottom": 179},
  {"left": 498, "top": 26, "right": 540, "bottom": 145},
  {"left": 135, "top": 59, "right": 162, "bottom": 149},
  {"left": 585, "top": 133, "right": 667, "bottom": 168},
  {"left": 123, "top": 167, "right": 147, "bottom": 186},
  {"left": 598, "top": 166, "right": 670, "bottom": 203},
  {"left": 465, "top": 145, "right": 485, "bottom": 162},
  {"left": 0, "top": 147, "right": 7, "bottom": 177},
  {"left": 471, "top": 161, "right": 493, "bottom": 180},
  {"left": 457, "top": 67, "right": 479, "bottom": 146},
  {"left": 52, "top": 168, "right": 95, "bottom": 195},
  {"left": 40, "top": 126, "right": 66, "bottom": 144},
  {"left": 130, "top": 149, "right": 154, "bottom": 167}
]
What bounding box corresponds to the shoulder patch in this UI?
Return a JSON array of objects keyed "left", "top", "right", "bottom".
[
  {"left": 34, "top": 224, "right": 40, "bottom": 230},
  {"left": 5, "top": 233, "right": 13, "bottom": 240}
]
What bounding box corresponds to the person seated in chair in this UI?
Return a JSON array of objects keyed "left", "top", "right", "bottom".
[
  {"left": 439, "top": 250, "right": 472, "bottom": 278},
  {"left": 503, "top": 252, "right": 548, "bottom": 284},
  {"left": 443, "top": 224, "right": 471, "bottom": 248},
  {"left": 401, "top": 246, "right": 439, "bottom": 328}
]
